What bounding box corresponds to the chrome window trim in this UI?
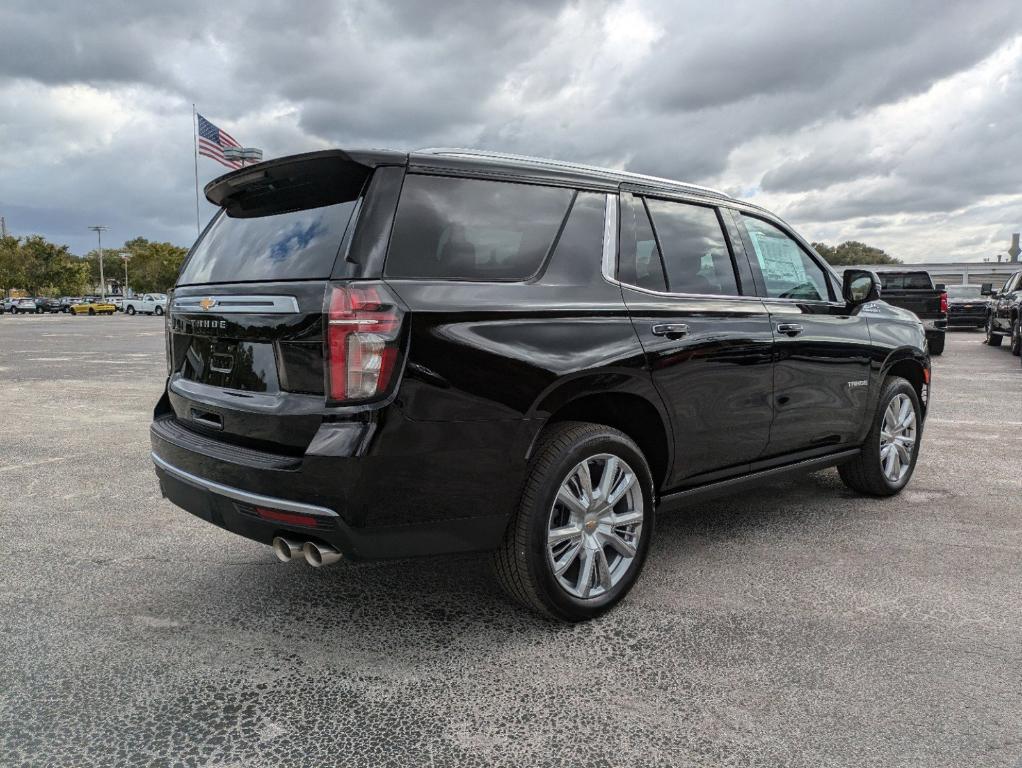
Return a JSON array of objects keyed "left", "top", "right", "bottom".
[
  {"left": 601, "top": 193, "right": 618, "bottom": 283},
  {"left": 171, "top": 295, "right": 300, "bottom": 314},
  {"left": 605, "top": 192, "right": 761, "bottom": 303},
  {"left": 152, "top": 452, "right": 339, "bottom": 518}
]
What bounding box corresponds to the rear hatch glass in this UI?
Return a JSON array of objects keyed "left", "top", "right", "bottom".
[{"left": 178, "top": 200, "right": 358, "bottom": 286}]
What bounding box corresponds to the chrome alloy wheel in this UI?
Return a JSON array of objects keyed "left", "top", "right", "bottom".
[
  {"left": 546, "top": 453, "right": 643, "bottom": 599},
  {"left": 879, "top": 393, "right": 917, "bottom": 484}
]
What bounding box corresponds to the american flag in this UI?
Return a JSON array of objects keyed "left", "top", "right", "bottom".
[{"left": 197, "top": 113, "right": 242, "bottom": 170}]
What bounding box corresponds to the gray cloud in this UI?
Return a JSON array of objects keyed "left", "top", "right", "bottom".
[{"left": 0, "top": 0, "right": 1020, "bottom": 261}]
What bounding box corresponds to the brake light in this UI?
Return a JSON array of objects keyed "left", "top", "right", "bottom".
[
  {"left": 325, "top": 283, "right": 404, "bottom": 401},
  {"left": 939, "top": 291, "right": 948, "bottom": 314}
]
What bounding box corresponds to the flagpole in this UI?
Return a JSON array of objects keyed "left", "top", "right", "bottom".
[{"left": 192, "top": 104, "right": 201, "bottom": 237}]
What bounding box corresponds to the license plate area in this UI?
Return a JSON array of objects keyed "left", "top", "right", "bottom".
[{"left": 180, "top": 336, "right": 278, "bottom": 393}]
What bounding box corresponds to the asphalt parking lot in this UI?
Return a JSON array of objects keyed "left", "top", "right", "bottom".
[{"left": 1, "top": 314, "right": 1020, "bottom": 767}]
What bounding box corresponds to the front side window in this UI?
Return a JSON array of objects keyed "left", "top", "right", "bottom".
[
  {"left": 385, "top": 175, "right": 573, "bottom": 280},
  {"left": 742, "top": 216, "right": 831, "bottom": 301},
  {"left": 645, "top": 199, "right": 738, "bottom": 296}
]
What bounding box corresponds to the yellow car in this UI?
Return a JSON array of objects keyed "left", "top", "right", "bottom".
[{"left": 70, "top": 298, "right": 117, "bottom": 315}]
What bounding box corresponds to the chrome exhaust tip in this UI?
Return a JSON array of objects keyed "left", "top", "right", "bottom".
[
  {"left": 272, "top": 536, "right": 304, "bottom": 563},
  {"left": 302, "top": 541, "right": 342, "bottom": 568}
]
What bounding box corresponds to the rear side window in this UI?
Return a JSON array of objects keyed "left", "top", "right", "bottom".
[
  {"left": 645, "top": 199, "right": 738, "bottom": 296},
  {"left": 385, "top": 175, "right": 573, "bottom": 280},
  {"left": 618, "top": 193, "right": 667, "bottom": 292},
  {"left": 542, "top": 192, "right": 607, "bottom": 285},
  {"left": 179, "top": 201, "right": 358, "bottom": 286}
]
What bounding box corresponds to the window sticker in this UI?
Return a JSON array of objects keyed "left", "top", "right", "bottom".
[{"left": 749, "top": 231, "right": 807, "bottom": 287}]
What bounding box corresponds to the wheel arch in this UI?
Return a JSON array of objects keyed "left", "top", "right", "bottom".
[
  {"left": 879, "top": 349, "right": 929, "bottom": 416},
  {"left": 525, "top": 374, "right": 673, "bottom": 492}
]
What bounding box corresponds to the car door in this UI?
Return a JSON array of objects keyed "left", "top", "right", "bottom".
[
  {"left": 615, "top": 191, "right": 774, "bottom": 487},
  {"left": 734, "top": 212, "right": 873, "bottom": 458},
  {"left": 995, "top": 273, "right": 1021, "bottom": 333}
]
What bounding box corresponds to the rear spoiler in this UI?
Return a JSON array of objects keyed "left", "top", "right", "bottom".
[{"left": 204, "top": 149, "right": 407, "bottom": 218}]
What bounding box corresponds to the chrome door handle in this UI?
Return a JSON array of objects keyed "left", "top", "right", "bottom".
[
  {"left": 651, "top": 323, "right": 689, "bottom": 339},
  {"left": 776, "top": 323, "right": 804, "bottom": 336}
]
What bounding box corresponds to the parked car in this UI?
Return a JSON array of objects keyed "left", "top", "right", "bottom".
[
  {"left": 943, "top": 284, "right": 992, "bottom": 329},
  {"left": 34, "top": 297, "right": 61, "bottom": 313},
  {"left": 985, "top": 269, "right": 1022, "bottom": 355},
  {"left": 58, "top": 297, "right": 81, "bottom": 312},
  {"left": 151, "top": 148, "right": 931, "bottom": 621},
  {"left": 11, "top": 298, "right": 40, "bottom": 314},
  {"left": 874, "top": 270, "right": 947, "bottom": 355},
  {"left": 123, "top": 293, "right": 167, "bottom": 315},
  {"left": 69, "top": 297, "right": 117, "bottom": 315}
]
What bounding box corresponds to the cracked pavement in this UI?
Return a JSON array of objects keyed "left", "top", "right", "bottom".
[{"left": 1, "top": 315, "right": 1020, "bottom": 767}]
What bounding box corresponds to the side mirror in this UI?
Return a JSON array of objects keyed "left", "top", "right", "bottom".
[
  {"left": 843, "top": 269, "right": 881, "bottom": 306},
  {"left": 981, "top": 283, "right": 993, "bottom": 296}
]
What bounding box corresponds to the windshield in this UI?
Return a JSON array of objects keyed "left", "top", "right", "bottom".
[
  {"left": 947, "top": 286, "right": 982, "bottom": 299},
  {"left": 178, "top": 200, "right": 358, "bottom": 286}
]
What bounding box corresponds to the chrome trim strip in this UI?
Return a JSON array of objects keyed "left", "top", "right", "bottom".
[
  {"left": 602, "top": 194, "right": 618, "bottom": 283},
  {"left": 152, "top": 452, "right": 338, "bottom": 518},
  {"left": 171, "top": 295, "right": 300, "bottom": 314}
]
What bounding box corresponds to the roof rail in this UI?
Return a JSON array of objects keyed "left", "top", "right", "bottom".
[{"left": 415, "top": 147, "right": 730, "bottom": 199}]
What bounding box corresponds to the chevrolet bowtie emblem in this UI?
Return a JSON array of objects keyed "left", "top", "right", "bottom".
[{"left": 199, "top": 297, "right": 216, "bottom": 311}]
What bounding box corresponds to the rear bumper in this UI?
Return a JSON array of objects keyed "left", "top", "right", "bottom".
[
  {"left": 150, "top": 411, "right": 524, "bottom": 561},
  {"left": 946, "top": 310, "right": 987, "bottom": 326},
  {"left": 922, "top": 318, "right": 947, "bottom": 332}
]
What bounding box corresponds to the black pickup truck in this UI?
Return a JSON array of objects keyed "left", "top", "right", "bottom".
[{"left": 875, "top": 271, "right": 948, "bottom": 355}]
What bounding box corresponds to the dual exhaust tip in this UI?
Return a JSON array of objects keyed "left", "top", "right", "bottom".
[{"left": 272, "top": 536, "right": 342, "bottom": 568}]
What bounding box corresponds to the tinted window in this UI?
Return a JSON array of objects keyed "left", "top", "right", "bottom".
[
  {"left": 618, "top": 193, "right": 666, "bottom": 292},
  {"left": 543, "top": 192, "right": 607, "bottom": 285},
  {"left": 386, "top": 175, "right": 573, "bottom": 280},
  {"left": 646, "top": 200, "right": 738, "bottom": 295},
  {"left": 879, "top": 273, "right": 932, "bottom": 290},
  {"left": 742, "top": 216, "right": 831, "bottom": 301},
  {"left": 178, "top": 201, "right": 357, "bottom": 286}
]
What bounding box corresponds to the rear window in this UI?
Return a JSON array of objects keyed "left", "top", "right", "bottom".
[
  {"left": 879, "top": 272, "right": 932, "bottom": 290},
  {"left": 385, "top": 175, "right": 573, "bottom": 280},
  {"left": 178, "top": 200, "right": 358, "bottom": 286}
]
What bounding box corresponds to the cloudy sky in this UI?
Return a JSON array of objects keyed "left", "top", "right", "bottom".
[{"left": 2, "top": 0, "right": 1021, "bottom": 262}]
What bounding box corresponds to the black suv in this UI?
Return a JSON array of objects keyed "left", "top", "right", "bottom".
[
  {"left": 152, "top": 149, "right": 931, "bottom": 621},
  {"left": 985, "top": 269, "right": 1022, "bottom": 356}
]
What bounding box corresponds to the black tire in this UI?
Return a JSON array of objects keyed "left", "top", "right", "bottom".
[
  {"left": 985, "top": 317, "right": 1002, "bottom": 346},
  {"left": 126, "top": 305, "right": 135, "bottom": 315},
  {"left": 154, "top": 306, "right": 164, "bottom": 316},
  {"left": 928, "top": 335, "right": 945, "bottom": 356},
  {"left": 1010, "top": 318, "right": 1021, "bottom": 356},
  {"left": 838, "top": 376, "right": 922, "bottom": 497},
  {"left": 493, "top": 421, "right": 655, "bottom": 622},
  {"left": 88, "top": 308, "right": 95, "bottom": 316}
]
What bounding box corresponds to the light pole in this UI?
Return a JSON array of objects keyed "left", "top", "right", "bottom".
[
  {"left": 223, "top": 147, "right": 263, "bottom": 167},
  {"left": 88, "top": 225, "right": 108, "bottom": 299},
  {"left": 121, "top": 252, "right": 130, "bottom": 296}
]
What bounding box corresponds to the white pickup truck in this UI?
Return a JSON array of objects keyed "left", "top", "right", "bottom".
[{"left": 123, "top": 293, "right": 167, "bottom": 316}]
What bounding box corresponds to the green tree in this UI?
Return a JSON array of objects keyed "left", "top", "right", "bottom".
[
  {"left": 0, "top": 235, "right": 25, "bottom": 296},
  {"left": 108, "top": 236, "right": 189, "bottom": 292},
  {"left": 812, "top": 241, "right": 902, "bottom": 267}
]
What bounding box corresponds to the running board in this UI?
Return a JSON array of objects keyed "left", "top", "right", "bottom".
[{"left": 658, "top": 448, "right": 860, "bottom": 513}]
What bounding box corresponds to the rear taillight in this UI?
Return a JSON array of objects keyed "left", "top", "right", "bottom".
[
  {"left": 325, "top": 282, "right": 404, "bottom": 402},
  {"left": 939, "top": 291, "right": 948, "bottom": 314}
]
